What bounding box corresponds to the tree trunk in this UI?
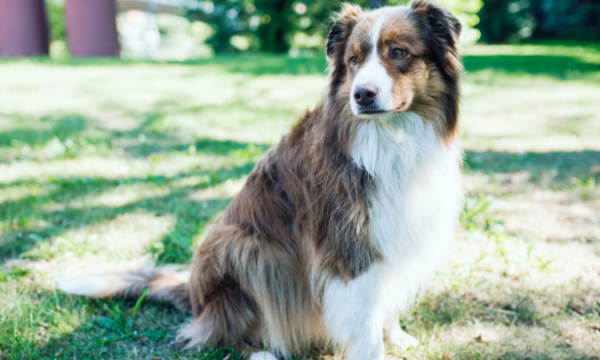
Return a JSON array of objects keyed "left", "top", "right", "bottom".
[
  {"left": 0, "top": 0, "right": 49, "bottom": 57},
  {"left": 65, "top": 0, "right": 120, "bottom": 57}
]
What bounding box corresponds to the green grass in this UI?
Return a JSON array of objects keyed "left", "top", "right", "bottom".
[{"left": 1, "top": 41, "right": 599, "bottom": 359}]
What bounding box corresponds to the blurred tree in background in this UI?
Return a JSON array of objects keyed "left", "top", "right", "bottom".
[
  {"left": 45, "top": 0, "right": 66, "bottom": 43},
  {"left": 187, "top": 0, "right": 254, "bottom": 53},
  {"left": 477, "top": 0, "right": 600, "bottom": 43},
  {"left": 254, "top": 0, "right": 294, "bottom": 52},
  {"left": 188, "top": 0, "right": 372, "bottom": 53},
  {"left": 189, "top": 0, "right": 485, "bottom": 53},
  {"left": 39, "top": 0, "right": 599, "bottom": 56},
  {"left": 45, "top": 0, "right": 70, "bottom": 59},
  {"left": 44, "top": 0, "right": 70, "bottom": 57},
  {"left": 187, "top": 0, "right": 600, "bottom": 53}
]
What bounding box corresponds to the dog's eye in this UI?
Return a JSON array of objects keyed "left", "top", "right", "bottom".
[
  {"left": 391, "top": 49, "right": 408, "bottom": 59},
  {"left": 350, "top": 56, "right": 359, "bottom": 64}
]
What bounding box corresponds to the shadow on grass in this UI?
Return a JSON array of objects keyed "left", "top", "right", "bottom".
[
  {"left": 0, "top": 287, "right": 199, "bottom": 360},
  {"left": 0, "top": 115, "right": 100, "bottom": 163},
  {"left": 464, "top": 150, "right": 600, "bottom": 183},
  {"left": 440, "top": 344, "right": 596, "bottom": 360},
  {"left": 0, "top": 54, "right": 328, "bottom": 76},
  {"left": 0, "top": 115, "right": 88, "bottom": 149},
  {"left": 413, "top": 292, "right": 542, "bottom": 330},
  {"left": 2, "top": 147, "right": 598, "bottom": 263},
  {"left": 180, "top": 55, "right": 328, "bottom": 75},
  {"left": 463, "top": 55, "right": 600, "bottom": 80},
  {"left": 0, "top": 165, "right": 254, "bottom": 264},
  {"left": 126, "top": 137, "right": 270, "bottom": 158},
  {"left": 0, "top": 107, "right": 271, "bottom": 163},
  {"left": 24, "top": 287, "right": 591, "bottom": 360},
  {"left": 402, "top": 288, "right": 597, "bottom": 359},
  {"left": 0, "top": 115, "right": 265, "bottom": 264},
  {"left": 3, "top": 48, "right": 600, "bottom": 80},
  {"left": 0, "top": 103, "right": 277, "bottom": 265}
]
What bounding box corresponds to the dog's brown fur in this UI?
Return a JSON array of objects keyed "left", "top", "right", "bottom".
[
  {"left": 59, "top": 1, "right": 463, "bottom": 357},
  {"left": 181, "top": 1, "right": 462, "bottom": 353}
]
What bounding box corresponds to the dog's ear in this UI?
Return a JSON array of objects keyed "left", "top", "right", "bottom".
[
  {"left": 411, "top": 0, "right": 461, "bottom": 46},
  {"left": 411, "top": 0, "right": 462, "bottom": 140},
  {"left": 326, "top": 4, "right": 363, "bottom": 96},
  {"left": 326, "top": 4, "right": 363, "bottom": 59},
  {"left": 411, "top": 0, "right": 462, "bottom": 77}
]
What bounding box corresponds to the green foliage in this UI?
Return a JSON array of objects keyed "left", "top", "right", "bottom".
[
  {"left": 476, "top": 0, "right": 536, "bottom": 43},
  {"left": 45, "top": 0, "right": 66, "bottom": 43},
  {"left": 188, "top": 0, "right": 257, "bottom": 53},
  {"left": 97, "top": 290, "right": 150, "bottom": 336},
  {"left": 152, "top": 228, "right": 194, "bottom": 264},
  {"left": 460, "top": 194, "right": 492, "bottom": 231},
  {"left": 45, "top": 0, "right": 70, "bottom": 58},
  {"left": 254, "top": 0, "right": 295, "bottom": 52},
  {"left": 436, "top": 0, "right": 483, "bottom": 23},
  {"left": 460, "top": 194, "right": 557, "bottom": 275},
  {"left": 0, "top": 266, "right": 31, "bottom": 282},
  {"left": 188, "top": 0, "right": 372, "bottom": 53},
  {"left": 532, "top": 0, "right": 600, "bottom": 39},
  {"left": 189, "top": 0, "right": 487, "bottom": 53},
  {"left": 477, "top": 0, "right": 600, "bottom": 43},
  {"left": 571, "top": 177, "right": 597, "bottom": 200},
  {"left": 476, "top": 297, "right": 540, "bottom": 326}
]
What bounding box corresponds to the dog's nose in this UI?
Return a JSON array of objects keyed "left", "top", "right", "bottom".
[{"left": 353, "top": 84, "right": 378, "bottom": 106}]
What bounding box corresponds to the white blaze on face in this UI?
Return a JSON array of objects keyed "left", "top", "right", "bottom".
[{"left": 351, "top": 15, "right": 395, "bottom": 116}]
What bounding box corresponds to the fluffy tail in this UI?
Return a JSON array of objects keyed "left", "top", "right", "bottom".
[{"left": 57, "top": 267, "right": 191, "bottom": 312}]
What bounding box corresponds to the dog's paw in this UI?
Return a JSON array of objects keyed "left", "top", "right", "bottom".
[
  {"left": 386, "top": 329, "right": 419, "bottom": 351},
  {"left": 249, "top": 351, "right": 278, "bottom": 360}
]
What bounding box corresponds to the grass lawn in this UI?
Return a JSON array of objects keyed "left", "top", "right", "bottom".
[{"left": 0, "top": 41, "right": 599, "bottom": 359}]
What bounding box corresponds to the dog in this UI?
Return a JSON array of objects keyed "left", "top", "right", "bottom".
[{"left": 58, "top": 1, "right": 463, "bottom": 359}]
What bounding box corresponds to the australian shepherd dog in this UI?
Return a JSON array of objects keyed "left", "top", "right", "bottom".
[{"left": 59, "top": 1, "right": 463, "bottom": 359}]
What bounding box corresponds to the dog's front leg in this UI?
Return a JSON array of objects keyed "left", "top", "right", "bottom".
[
  {"left": 323, "top": 267, "right": 385, "bottom": 360},
  {"left": 384, "top": 311, "right": 419, "bottom": 350}
]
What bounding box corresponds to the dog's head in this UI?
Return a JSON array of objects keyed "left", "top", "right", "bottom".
[{"left": 326, "top": 0, "right": 462, "bottom": 138}]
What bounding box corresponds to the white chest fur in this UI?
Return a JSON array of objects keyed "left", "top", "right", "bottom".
[
  {"left": 321, "top": 113, "right": 461, "bottom": 355},
  {"left": 351, "top": 112, "right": 461, "bottom": 305},
  {"left": 351, "top": 112, "right": 460, "bottom": 261}
]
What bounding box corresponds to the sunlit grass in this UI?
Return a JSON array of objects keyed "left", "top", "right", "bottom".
[{"left": 0, "top": 41, "right": 599, "bottom": 359}]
